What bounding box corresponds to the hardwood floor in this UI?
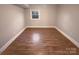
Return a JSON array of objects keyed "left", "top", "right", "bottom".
[{"left": 2, "top": 28, "right": 79, "bottom": 55}]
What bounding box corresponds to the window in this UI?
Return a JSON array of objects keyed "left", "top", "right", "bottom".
[{"left": 31, "top": 9, "right": 40, "bottom": 20}]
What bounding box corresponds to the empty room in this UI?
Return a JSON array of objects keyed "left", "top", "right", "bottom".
[{"left": 0, "top": 4, "right": 79, "bottom": 55}]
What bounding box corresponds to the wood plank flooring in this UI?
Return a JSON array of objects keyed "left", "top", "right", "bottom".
[{"left": 1, "top": 28, "right": 79, "bottom": 55}]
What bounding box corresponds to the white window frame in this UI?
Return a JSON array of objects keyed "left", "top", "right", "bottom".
[{"left": 30, "top": 9, "right": 40, "bottom": 20}]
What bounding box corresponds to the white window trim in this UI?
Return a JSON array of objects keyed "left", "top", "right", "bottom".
[{"left": 30, "top": 9, "right": 40, "bottom": 20}]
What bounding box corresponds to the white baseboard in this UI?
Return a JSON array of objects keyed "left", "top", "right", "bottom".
[
  {"left": 55, "top": 26, "right": 79, "bottom": 48},
  {"left": 26, "top": 26, "right": 55, "bottom": 28},
  {"left": 0, "top": 27, "right": 27, "bottom": 54}
]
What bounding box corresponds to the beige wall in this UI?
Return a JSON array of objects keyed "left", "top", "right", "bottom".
[
  {"left": 25, "top": 4, "right": 57, "bottom": 27},
  {"left": 56, "top": 5, "right": 79, "bottom": 43},
  {"left": 0, "top": 5, "right": 25, "bottom": 48}
]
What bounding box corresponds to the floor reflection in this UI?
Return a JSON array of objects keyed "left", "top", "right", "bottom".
[{"left": 32, "top": 33, "right": 40, "bottom": 43}]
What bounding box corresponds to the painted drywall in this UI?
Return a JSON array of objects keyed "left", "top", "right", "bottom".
[
  {"left": 56, "top": 5, "right": 79, "bottom": 43},
  {"left": 25, "top": 4, "right": 57, "bottom": 27},
  {"left": 0, "top": 5, "right": 25, "bottom": 48}
]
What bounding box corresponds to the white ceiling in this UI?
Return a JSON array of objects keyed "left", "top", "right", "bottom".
[
  {"left": 15, "top": 4, "right": 54, "bottom": 9},
  {"left": 15, "top": 4, "right": 30, "bottom": 9}
]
